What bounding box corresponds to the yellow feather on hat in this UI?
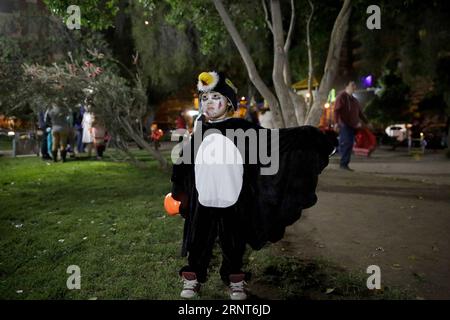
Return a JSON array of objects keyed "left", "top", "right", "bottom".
[{"left": 197, "top": 71, "right": 219, "bottom": 92}]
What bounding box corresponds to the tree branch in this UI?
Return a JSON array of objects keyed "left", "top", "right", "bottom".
[
  {"left": 282, "top": 0, "right": 295, "bottom": 87},
  {"left": 212, "top": 0, "right": 285, "bottom": 127},
  {"left": 261, "top": 0, "right": 273, "bottom": 33},
  {"left": 322, "top": 0, "right": 351, "bottom": 77},
  {"left": 306, "top": 0, "right": 315, "bottom": 109},
  {"left": 270, "top": 0, "right": 297, "bottom": 127},
  {"left": 284, "top": 0, "right": 295, "bottom": 53},
  {"left": 119, "top": 115, "right": 169, "bottom": 170},
  {"left": 305, "top": 0, "right": 352, "bottom": 125}
]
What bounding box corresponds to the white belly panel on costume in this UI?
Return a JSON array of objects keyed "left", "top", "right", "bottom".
[{"left": 194, "top": 133, "right": 244, "bottom": 208}]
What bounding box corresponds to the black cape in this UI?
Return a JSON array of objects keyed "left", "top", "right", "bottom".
[{"left": 171, "top": 117, "right": 335, "bottom": 257}]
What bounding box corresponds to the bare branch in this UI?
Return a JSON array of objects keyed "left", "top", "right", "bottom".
[
  {"left": 282, "top": 0, "right": 295, "bottom": 88},
  {"left": 270, "top": 0, "right": 297, "bottom": 127},
  {"left": 261, "top": 0, "right": 273, "bottom": 33},
  {"left": 306, "top": 0, "right": 315, "bottom": 109},
  {"left": 322, "top": 0, "right": 351, "bottom": 76},
  {"left": 284, "top": 0, "right": 295, "bottom": 53},
  {"left": 119, "top": 115, "right": 169, "bottom": 170},
  {"left": 212, "top": 0, "right": 285, "bottom": 127},
  {"left": 305, "top": 0, "right": 352, "bottom": 125}
]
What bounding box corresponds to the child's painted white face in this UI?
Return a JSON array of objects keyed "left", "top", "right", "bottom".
[{"left": 201, "top": 91, "right": 228, "bottom": 119}]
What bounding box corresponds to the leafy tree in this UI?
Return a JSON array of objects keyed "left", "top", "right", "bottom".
[
  {"left": 0, "top": 12, "right": 79, "bottom": 117},
  {"left": 163, "top": 0, "right": 351, "bottom": 127},
  {"left": 0, "top": 12, "right": 167, "bottom": 168},
  {"left": 42, "top": 0, "right": 380, "bottom": 129},
  {"left": 364, "top": 70, "right": 410, "bottom": 126},
  {"left": 434, "top": 56, "right": 450, "bottom": 150},
  {"left": 353, "top": 0, "right": 450, "bottom": 82},
  {"left": 131, "top": 0, "right": 274, "bottom": 102},
  {"left": 131, "top": 1, "right": 198, "bottom": 99},
  {"left": 21, "top": 51, "right": 169, "bottom": 169},
  {"left": 43, "top": 0, "right": 121, "bottom": 30}
]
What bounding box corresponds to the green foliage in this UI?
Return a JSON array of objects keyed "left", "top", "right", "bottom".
[
  {"left": 289, "top": 0, "right": 341, "bottom": 82},
  {"left": 365, "top": 70, "right": 410, "bottom": 126},
  {"left": 20, "top": 48, "right": 147, "bottom": 144},
  {"left": 353, "top": 0, "right": 450, "bottom": 81},
  {"left": 131, "top": 1, "right": 198, "bottom": 97},
  {"left": 418, "top": 93, "right": 448, "bottom": 118},
  {"left": 164, "top": 0, "right": 230, "bottom": 56},
  {"left": 0, "top": 6, "right": 113, "bottom": 116},
  {"left": 434, "top": 56, "right": 450, "bottom": 116},
  {"left": 43, "top": 0, "right": 121, "bottom": 30},
  {"left": 161, "top": 0, "right": 344, "bottom": 87},
  {"left": 0, "top": 12, "right": 74, "bottom": 116},
  {"left": 130, "top": 0, "right": 273, "bottom": 100}
]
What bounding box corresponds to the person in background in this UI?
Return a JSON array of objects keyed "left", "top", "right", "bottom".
[
  {"left": 66, "top": 109, "right": 77, "bottom": 158},
  {"left": 334, "top": 81, "right": 368, "bottom": 171},
  {"left": 74, "top": 104, "right": 85, "bottom": 154},
  {"left": 176, "top": 111, "right": 187, "bottom": 130},
  {"left": 150, "top": 123, "right": 164, "bottom": 151},
  {"left": 82, "top": 102, "right": 94, "bottom": 157},
  {"left": 91, "top": 115, "right": 107, "bottom": 160},
  {"left": 38, "top": 109, "right": 51, "bottom": 160},
  {"left": 46, "top": 103, "right": 71, "bottom": 162}
]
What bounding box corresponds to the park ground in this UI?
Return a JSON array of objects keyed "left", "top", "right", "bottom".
[
  {"left": 281, "top": 147, "right": 450, "bottom": 299},
  {"left": 0, "top": 143, "right": 449, "bottom": 300}
]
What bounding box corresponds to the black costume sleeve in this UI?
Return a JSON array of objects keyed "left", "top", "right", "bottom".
[{"left": 254, "top": 126, "right": 335, "bottom": 245}]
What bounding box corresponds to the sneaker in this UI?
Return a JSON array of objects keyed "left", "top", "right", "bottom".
[
  {"left": 180, "top": 272, "right": 200, "bottom": 299},
  {"left": 229, "top": 274, "right": 247, "bottom": 300},
  {"left": 339, "top": 165, "right": 354, "bottom": 171}
]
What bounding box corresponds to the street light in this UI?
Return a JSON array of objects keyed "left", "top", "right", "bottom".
[{"left": 240, "top": 96, "right": 247, "bottom": 107}]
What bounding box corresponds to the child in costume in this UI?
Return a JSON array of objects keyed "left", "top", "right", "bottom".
[
  {"left": 90, "top": 116, "right": 107, "bottom": 160},
  {"left": 171, "top": 71, "right": 335, "bottom": 300}
]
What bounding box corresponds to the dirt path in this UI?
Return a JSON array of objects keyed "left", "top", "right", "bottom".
[{"left": 280, "top": 148, "right": 450, "bottom": 299}]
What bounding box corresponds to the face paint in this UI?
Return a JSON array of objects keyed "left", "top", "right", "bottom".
[{"left": 201, "top": 91, "right": 228, "bottom": 119}]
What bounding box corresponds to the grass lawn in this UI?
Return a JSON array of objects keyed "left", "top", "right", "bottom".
[{"left": 0, "top": 151, "right": 412, "bottom": 300}]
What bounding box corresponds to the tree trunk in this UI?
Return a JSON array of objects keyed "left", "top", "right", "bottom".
[
  {"left": 283, "top": 0, "right": 295, "bottom": 87},
  {"left": 212, "top": 0, "right": 285, "bottom": 128},
  {"left": 263, "top": 0, "right": 305, "bottom": 126},
  {"left": 118, "top": 116, "right": 169, "bottom": 170},
  {"left": 270, "top": 0, "right": 298, "bottom": 128},
  {"left": 305, "top": 0, "right": 351, "bottom": 126},
  {"left": 289, "top": 90, "right": 306, "bottom": 125},
  {"left": 306, "top": 0, "right": 315, "bottom": 110}
]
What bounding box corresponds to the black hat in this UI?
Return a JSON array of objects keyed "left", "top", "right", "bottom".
[{"left": 197, "top": 71, "right": 238, "bottom": 110}]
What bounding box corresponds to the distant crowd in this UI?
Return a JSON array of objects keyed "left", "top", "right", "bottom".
[{"left": 38, "top": 99, "right": 108, "bottom": 162}]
